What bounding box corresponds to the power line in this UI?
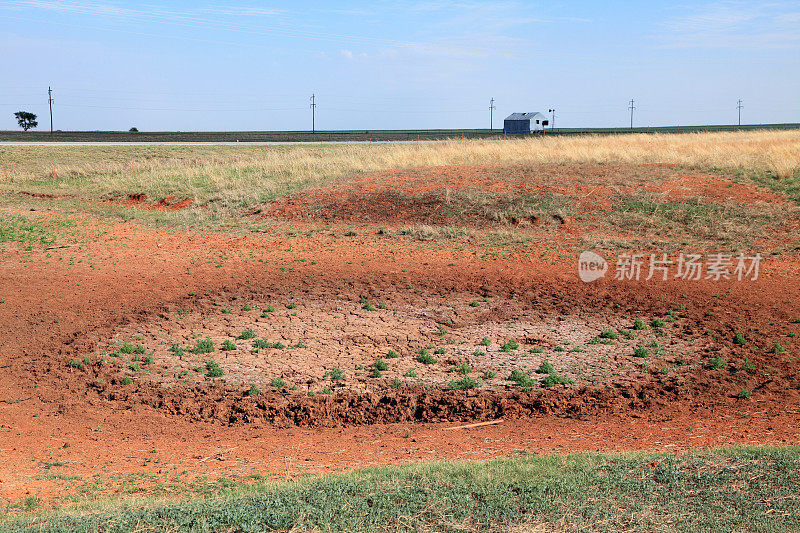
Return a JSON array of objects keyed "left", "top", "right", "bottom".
[
  {"left": 48, "top": 86, "right": 54, "bottom": 134},
  {"left": 310, "top": 94, "right": 316, "bottom": 133},
  {"left": 628, "top": 99, "right": 635, "bottom": 129},
  {"left": 737, "top": 99, "right": 743, "bottom": 126}
]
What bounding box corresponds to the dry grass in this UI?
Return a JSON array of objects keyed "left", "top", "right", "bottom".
[{"left": 0, "top": 131, "right": 798, "bottom": 208}]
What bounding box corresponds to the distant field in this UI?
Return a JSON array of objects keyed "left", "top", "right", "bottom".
[{"left": 0, "top": 123, "right": 797, "bottom": 143}]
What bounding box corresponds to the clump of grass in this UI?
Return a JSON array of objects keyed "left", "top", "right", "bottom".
[
  {"left": 469, "top": 300, "right": 480, "bottom": 307},
  {"left": 121, "top": 376, "right": 132, "bottom": 385},
  {"left": 237, "top": 329, "right": 256, "bottom": 340},
  {"left": 482, "top": 370, "right": 497, "bottom": 380},
  {"left": 707, "top": 357, "right": 726, "bottom": 369},
  {"left": 286, "top": 303, "right": 297, "bottom": 310},
  {"left": 553, "top": 346, "right": 565, "bottom": 352},
  {"left": 206, "top": 361, "right": 224, "bottom": 378},
  {"left": 453, "top": 362, "right": 473, "bottom": 375},
  {"left": 540, "top": 373, "right": 574, "bottom": 387},
  {"left": 128, "top": 362, "right": 141, "bottom": 372},
  {"left": 480, "top": 337, "right": 490, "bottom": 346},
  {"left": 253, "top": 339, "right": 285, "bottom": 349},
  {"left": 770, "top": 340, "right": 786, "bottom": 354},
  {"left": 326, "top": 367, "right": 346, "bottom": 381},
  {"left": 390, "top": 378, "right": 403, "bottom": 388},
  {"left": 221, "top": 340, "right": 237, "bottom": 351},
  {"left": 536, "top": 361, "right": 555, "bottom": 374},
  {"left": 650, "top": 318, "right": 666, "bottom": 328},
  {"left": 633, "top": 346, "right": 649, "bottom": 358},
  {"left": 221, "top": 308, "right": 231, "bottom": 314},
  {"left": 530, "top": 346, "right": 543, "bottom": 353},
  {"left": 373, "top": 359, "right": 389, "bottom": 371},
  {"left": 404, "top": 369, "right": 417, "bottom": 378},
  {"left": 417, "top": 349, "right": 437, "bottom": 365},
  {"left": 599, "top": 329, "right": 618, "bottom": 340},
  {"left": 500, "top": 340, "right": 519, "bottom": 352},
  {"left": 737, "top": 389, "right": 752, "bottom": 399},
  {"left": 434, "top": 347, "right": 446, "bottom": 355},
  {"left": 168, "top": 344, "right": 184, "bottom": 357},
  {"left": 733, "top": 332, "right": 746, "bottom": 345},
  {"left": 620, "top": 329, "right": 636, "bottom": 340},
  {"left": 448, "top": 376, "right": 483, "bottom": 390},
  {"left": 261, "top": 305, "right": 275, "bottom": 317},
  {"left": 632, "top": 318, "right": 647, "bottom": 330},
  {"left": 386, "top": 350, "right": 399, "bottom": 359},
  {"left": 508, "top": 369, "right": 536, "bottom": 389},
  {"left": 742, "top": 357, "right": 755, "bottom": 370},
  {"left": 192, "top": 337, "right": 214, "bottom": 354},
  {"left": 120, "top": 342, "right": 146, "bottom": 355},
  {"left": 248, "top": 384, "right": 261, "bottom": 396},
  {"left": 362, "top": 302, "right": 376, "bottom": 311},
  {"left": 321, "top": 387, "right": 332, "bottom": 395},
  {"left": 270, "top": 377, "right": 285, "bottom": 388},
  {"left": 142, "top": 355, "right": 154, "bottom": 365}
]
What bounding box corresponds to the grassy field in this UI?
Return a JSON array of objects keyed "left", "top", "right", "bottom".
[
  {"left": 2, "top": 130, "right": 799, "bottom": 202},
  {"left": 3, "top": 446, "right": 798, "bottom": 532}
]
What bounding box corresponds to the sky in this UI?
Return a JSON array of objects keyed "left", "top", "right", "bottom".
[{"left": 0, "top": 0, "right": 798, "bottom": 131}]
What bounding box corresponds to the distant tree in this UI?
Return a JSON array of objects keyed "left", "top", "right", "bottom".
[
  {"left": 14, "top": 111, "right": 38, "bottom": 131},
  {"left": 129, "top": 127, "right": 139, "bottom": 133}
]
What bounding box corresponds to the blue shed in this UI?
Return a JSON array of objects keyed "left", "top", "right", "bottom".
[{"left": 504, "top": 112, "right": 549, "bottom": 134}]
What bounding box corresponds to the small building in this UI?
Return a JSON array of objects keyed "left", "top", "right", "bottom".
[{"left": 503, "top": 112, "right": 549, "bottom": 134}]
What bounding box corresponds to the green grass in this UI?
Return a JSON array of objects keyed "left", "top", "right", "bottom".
[
  {"left": 326, "top": 367, "right": 346, "bottom": 381},
  {"left": 6, "top": 447, "right": 798, "bottom": 532},
  {"left": 599, "top": 329, "right": 618, "bottom": 340},
  {"left": 416, "top": 349, "right": 437, "bottom": 365},
  {"left": 205, "top": 361, "right": 224, "bottom": 378},
  {"left": 707, "top": 356, "right": 727, "bottom": 370},
  {"left": 191, "top": 338, "right": 214, "bottom": 354},
  {"left": 447, "top": 376, "right": 483, "bottom": 390},
  {"left": 237, "top": 329, "right": 256, "bottom": 340},
  {"left": 540, "top": 373, "right": 574, "bottom": 387},
  {"left": 253, "top": 339, "right": 285, "bottom": 350},
  {"left": 220, "top": 340, "right": 237, "bottom": 351},
  {"left": 536, "top": 361, "right": 555, "bottom": 374},
  {"left": 500, "top": 340, "right": 519, "bottom": 352}
]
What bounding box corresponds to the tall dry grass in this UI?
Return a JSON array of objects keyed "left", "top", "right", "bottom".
[{"left": 1, "top": 130, "right": 798, "bottom": 206}]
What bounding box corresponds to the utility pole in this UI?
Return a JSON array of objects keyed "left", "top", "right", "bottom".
[
  {"left": 628, "top": 99, "right": 635, "bottom": 129},
  {"left": 737, "top": 99, "right": 743, "bottom": 126},
  {"left": 48, "top": 86, "right": 54, "bottom": 134},
  {"left": 310, "top": 94, "right": 316, "bottom": 133},
  {"left": 489, "top": 98, "right": 495, "bottom": 130},
  {"left": 548, "top": 108, "right": 555, "bottom": 130}
]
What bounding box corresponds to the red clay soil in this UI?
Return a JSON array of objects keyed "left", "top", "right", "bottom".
[
  {"left": 267, "top": 164, "right": 790, "bottom": 224},
  {"left": 1, "top": 214, "right": 799, "bottom": 503}
]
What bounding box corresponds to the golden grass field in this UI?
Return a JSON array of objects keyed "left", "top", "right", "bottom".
[{"left": 1, "top": 131, "right": 798, "bottom": 207}]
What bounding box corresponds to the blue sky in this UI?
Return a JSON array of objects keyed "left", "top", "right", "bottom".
[{"left": 1, "top": 0, "right": 798, "bottom": 131}]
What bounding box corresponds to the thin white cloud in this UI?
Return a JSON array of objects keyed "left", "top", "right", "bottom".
[{"left": 661, "top": 1, "right": 800, "bottom": 48}]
